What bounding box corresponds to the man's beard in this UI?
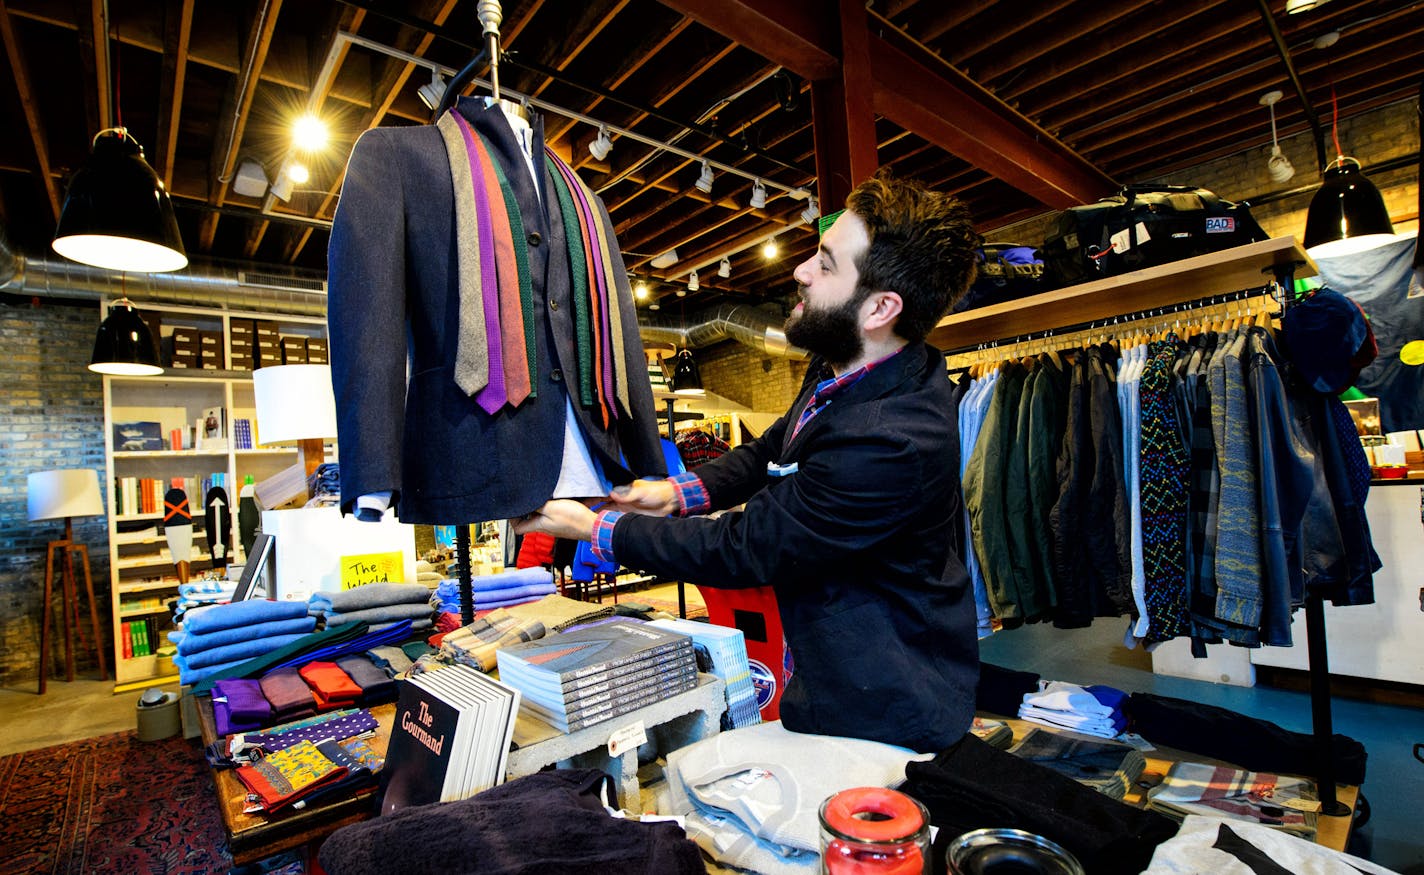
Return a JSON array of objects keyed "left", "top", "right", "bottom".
[{"left": 784, "top": 286, "right": 868, "bottom": 367}]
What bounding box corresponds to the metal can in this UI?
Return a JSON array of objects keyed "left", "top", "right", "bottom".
[{"left": 945, "top": 827, "right": 1085, "bottom": 875}]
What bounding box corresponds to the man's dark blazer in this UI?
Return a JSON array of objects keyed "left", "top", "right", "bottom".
[
  {"left": 612, "top": 342, "right": 979, "bottom": 753},
  {"left": 328, "top": 99, "right": 664, "bottom": 525}
]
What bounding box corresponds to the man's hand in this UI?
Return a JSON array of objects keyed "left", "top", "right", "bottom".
[
  {"left": 512, "top": 499, "right": 598, "bottom": 541},
  {"left": 607, "top": 479, "right": 679, "bottom": 517}
]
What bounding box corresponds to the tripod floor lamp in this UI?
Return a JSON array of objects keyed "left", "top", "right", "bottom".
[{"left": 28, "top": 469, "right": 110, "bottom": 694}]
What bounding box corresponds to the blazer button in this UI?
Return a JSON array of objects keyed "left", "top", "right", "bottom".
[
  {"left": 527, "top": 231, "right": 542, "bottom": 247},
  {"left": 551, "top": 369, "right": 564, "bottom": 382},
  {"left": 549, "top": 299, "right": 559, "bottom": 311}
]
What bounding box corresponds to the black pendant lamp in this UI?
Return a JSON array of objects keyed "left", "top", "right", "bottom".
[
  {"left": 1302, "top": 157, "right": 1394, "bottom": 256},
  {"left": 670, "top": 348, "right": 705, "bottom": 395},
  {"left": 89, "top": 298, "right": 161, "bottom": 376},
  {"left": 52, "top": 128, "right": 188, "bottom": 273}
]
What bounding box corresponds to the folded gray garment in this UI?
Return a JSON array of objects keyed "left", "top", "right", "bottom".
[
  {"left": 371, "top": 618, "right": 433, "bottom": 632},
  {"left": 324, "top": 602, "right": 434, "bottom": 627},
  {"left": 309, "top": 582, "right": 432, "bottom": 613},
  {"left": 367, "top": 645, "right": 413, "bottom": 675}
]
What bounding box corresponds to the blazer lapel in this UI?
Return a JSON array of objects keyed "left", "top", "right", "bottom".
[{"left": 780, "top": 343, "right": 932, "bottom": 460}]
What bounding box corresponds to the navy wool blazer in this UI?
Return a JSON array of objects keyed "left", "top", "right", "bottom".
[
  {"left": 612, "top": 343, "right": 979, "bottom": 752},
  {"left": 328, "top": 99, "right": 664, "bottom": 525}
]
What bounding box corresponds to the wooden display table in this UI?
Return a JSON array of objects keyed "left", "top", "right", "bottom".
[{"left": 197, "top": 674, "right": 726, "bottom": 865}]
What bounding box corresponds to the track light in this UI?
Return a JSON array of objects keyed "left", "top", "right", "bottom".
[
  {"left": 749, "top": 179, "right": 767, "bottom": 209},
  {"left": 694, "top": 160, "right": 715, "bottom": 194},
  {"left": 800, "top": 197, "right": 820, "bottom": 225},
  {"left": 651, "top": 249, "right": 679, "bottom": 269},
  {"left": 589, "top": 125, "right": 613, "bottom": 162},
  {"left": 1286, "top": 0, "right": 1330, "bottom": 12},
  {"left": 269, "top": 162, "right": 307, "bottom": 202},
  {"left": 417, "top": 69, "right": 448, "bottom": 112},
  {"left": 762, "top": 237, "right": 779, "bottom": 259},
  {"left": 634, "top": 280, "right": 649, "bottom": 301},
  {"left": 686, "top": 270, "right": 699, "bottom": 293},
  {"left": 232, "top": 158, "right": 269, "bottom": 198},
  {"left": 718, "top": 257, "right": 731, "bottom": 279}
]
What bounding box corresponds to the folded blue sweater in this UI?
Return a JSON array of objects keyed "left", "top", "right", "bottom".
[
  {"left": 176, "top": 616, "right": 317, "bottom": 656},
  {"left": 308, "top": 583, "right": 430, "bottom": 613},
  {"left": 183, "top": 633, "right": 314, "bottom": 670},
  {"left": 183, "top": 599, "right": 311, "bottom": 635}
]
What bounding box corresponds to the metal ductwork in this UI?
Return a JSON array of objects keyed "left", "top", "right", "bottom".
[
  {"left": 1, "top": 226, "right": 804, "bottom": 359},
  {"left": 0, "top": 234, "right": 328, "bottom": 317},
  {"left": 638, "top": 303, "right": 807, "bottom": 359}
]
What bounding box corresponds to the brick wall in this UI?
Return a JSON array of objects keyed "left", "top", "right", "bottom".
[
  {"left": 698, "top": 340, "right": 812, "bottom": 414},
  {"left": 0, "top": 297, "right": 111, "bottom": 690}
]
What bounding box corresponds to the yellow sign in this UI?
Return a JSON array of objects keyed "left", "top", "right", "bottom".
[
  {"left": 1400, "top": 340, "right": 1424, "bottom": 367},
  {"left": 340, "top": 551, "right": 403, "bottom": 589}
]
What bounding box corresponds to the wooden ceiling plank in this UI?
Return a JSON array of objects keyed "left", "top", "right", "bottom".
[
  {"left": 0, "top": 0, "right": 61, "bottom": 219},
  {"left": 155, "top": 0, "right": 194, "bottom": 188},
  {"left": 655, "top": 0, "right": 839, "bottom": 81},
  {"left": 1001, "top": 0, "right": 1236, "bottom": 101},
  {"left": 973, "top": 0, "right": 1144, "bottom": 83},
  {"left": 545, "top": 16, "right": 692, "bottom": 145},
  {"left": 917, "top": 3, "right": 992, "bottom": 44},
  {"left": 527, "top": 0, "right": 630, "bottom": 101}
]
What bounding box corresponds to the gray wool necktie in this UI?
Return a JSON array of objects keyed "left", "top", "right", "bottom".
[{"left": 437, "top": 110, "right": 488, "bottom": 395}]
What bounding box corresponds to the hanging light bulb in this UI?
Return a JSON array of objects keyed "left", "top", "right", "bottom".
[
  {"left": 292, "top": 115, "right": 329, "bottom": 152},
  {"left": 762, "top": 236, "right": 779, "bottom": 259},
  {"left": 633, "top": 280, "right": 649, "bottom": 301},
  {"left": 1259, "top": 90, "right": 1295, "bottom": 184}
]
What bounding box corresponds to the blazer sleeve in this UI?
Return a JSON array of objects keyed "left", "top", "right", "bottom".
[
  {"left": 328, "top": 128, "right": 409, "bottom": 514},
  {"left": 612, "top": 419, "right": 924, "bottom": 588}
]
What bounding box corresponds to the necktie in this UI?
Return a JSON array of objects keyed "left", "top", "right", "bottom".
[
  {"left": 435, "top": 111, "right": 488, "bottom": 396},
  {"left": 453, "top": 114, "right": 507, "bottom": 414},
  {"left": 470, "top": 130, "right": 531, "bottom": 407}
]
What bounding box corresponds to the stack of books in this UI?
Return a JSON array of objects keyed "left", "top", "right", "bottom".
[
  {"left": 496, "top": 618, "right": 697, "bottom": 733},
  {"left": 649, "top": 617, "right": 760, "bottom": 729},
  {"left": 1146, "top": 761, "right": 1318, "bottom": 838},
  {"left": 378, "top": 664, "right": 521, "bottom": 813}
]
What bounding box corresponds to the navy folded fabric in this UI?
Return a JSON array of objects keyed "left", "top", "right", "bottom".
[
  {"left": 177, "top": 616, "right": 317, "bottom": 656},
  {"left": 335, "top": 654, "right": 397, "bottom": 704},
  {"left": 184, "top": 599, "right": 311, "bottom": 636}
]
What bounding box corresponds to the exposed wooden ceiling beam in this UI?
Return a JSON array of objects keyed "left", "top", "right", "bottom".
[
  {"left": 916, "top": 3, "right": 992, "bottom": 45},
  {"left": 155, "top": 0, "right": 194, "bottom": 188},
  {"left": 656, "top": 0, "right": 839, "bottom": 81},
  {"left": 0, "top": 0, "right": 61, "bottom": 220},
  {"left": 523, "top": 0, "right": 629, "bottom": 101}
]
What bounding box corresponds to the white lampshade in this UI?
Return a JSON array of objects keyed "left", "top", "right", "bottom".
[
  {"left": 252, "top": 364, "right": 338, "bottom": 445},
  {"left": 28, "top": 469, "right": 105, "bottom": 521}
]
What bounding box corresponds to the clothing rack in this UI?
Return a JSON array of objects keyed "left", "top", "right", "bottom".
[{"left": 943, "top": 239, "right": 1353, "bottom": 818}]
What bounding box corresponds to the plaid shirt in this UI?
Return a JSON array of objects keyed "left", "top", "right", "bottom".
[{"left": 592, "top": 348, "right": 906, "bottom": 566}]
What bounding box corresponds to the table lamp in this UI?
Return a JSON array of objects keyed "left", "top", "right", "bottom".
[
  {"left": 27, "top": 468, "right": 109, "bottom": 694},
  {"left": 252, "top": 364, "right": 338, "bottom": 508}
]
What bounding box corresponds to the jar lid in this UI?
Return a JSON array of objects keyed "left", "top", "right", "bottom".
[
  {"left": 946, "top": 828, "right": 1084, "bottom": 875},
  {"left": 821, "top": 787, "right": 926, "bottom": 843}
]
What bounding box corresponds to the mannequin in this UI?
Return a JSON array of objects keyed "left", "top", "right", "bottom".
[{"left": 327, "top": 96, "right": 664, "bottom": 528}]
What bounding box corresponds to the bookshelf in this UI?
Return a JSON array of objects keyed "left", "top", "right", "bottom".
[{"left": 100, "top": 300, "right": 329, "bottom": 690}]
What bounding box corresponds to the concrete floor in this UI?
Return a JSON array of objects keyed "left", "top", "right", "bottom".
[{"left": 0, "top": 676, "right": 182, "bottom": 757}]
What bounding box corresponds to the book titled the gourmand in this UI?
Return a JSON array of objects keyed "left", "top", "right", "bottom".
[{"left": 377, "top": 665, "right": 521, "bottom": 814}]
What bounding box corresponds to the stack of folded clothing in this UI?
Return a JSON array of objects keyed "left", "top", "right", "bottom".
[
  {"left": 335, "top": 653, "right": 398, "bottom": 704},
  {"left": 1018, "top": 681, "right": 1128, "bottom": 739},
  {"left": 261, "top": 666, "right": 319, "bottom": 723},
  {"left": 300, "top": 661, "right": 364, "bottom": 710},
  {"left": 306, "top": 462, "right": 341, "bottom": 508},
  {"left": 438, "top": 609, "right": 547, "bottom": 672},
  {"left": 309, "top": 583, "right": 434, "bottom": 631},
  {"left": 173, "top": 579, "right": 238, "bottom": 620},
  {"left": 432, "top": 568, "right": 557, "bottom": 616},
  {"left": 211, "top": 678, "right": 273, "bottom": 736},
  {"left": 170, "top": 600, "right": 316, "bottom": 685}
]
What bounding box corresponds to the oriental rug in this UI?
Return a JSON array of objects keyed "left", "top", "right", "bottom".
[{"left": 0, "top": 730, "right": 230, "bottom": 874}]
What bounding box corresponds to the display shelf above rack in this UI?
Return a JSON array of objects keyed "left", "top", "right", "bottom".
[
  {"left": 117, "top": 578, "right": 187, "bottom": 594},
  {"left": 927, "top": 237, "right": 1317, "bottom": 351},
  {"left": 119, "top": 605, "right": 172, "bottom": 619}
]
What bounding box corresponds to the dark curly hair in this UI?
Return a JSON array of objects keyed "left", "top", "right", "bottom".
[{"left": 846, "top": 169, "right": 981, "bottom": 343}]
